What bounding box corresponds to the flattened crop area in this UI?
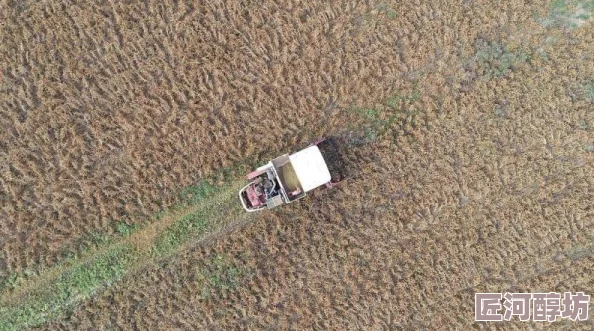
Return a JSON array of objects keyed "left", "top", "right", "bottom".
[{"left": 1, "top": 0, "right": 594, "bottom": 329}]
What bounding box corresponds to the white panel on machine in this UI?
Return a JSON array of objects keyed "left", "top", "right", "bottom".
[{"left": 288, "top": 145, "right": 331, "bottom": 192}]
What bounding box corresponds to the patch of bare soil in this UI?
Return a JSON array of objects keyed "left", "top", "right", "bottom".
[{"left": 318, "top": 137, "right": 349, "bottom": 182}]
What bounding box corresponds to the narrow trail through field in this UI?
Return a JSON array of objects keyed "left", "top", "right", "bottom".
[
  {"left": 0, "top": 132, "right": 368, "bottom": 331},
  {"left": 0, "top": 178, "right": 253, "bottom": 330}
]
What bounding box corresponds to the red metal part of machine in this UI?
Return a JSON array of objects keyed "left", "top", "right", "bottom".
[
  {"left": 247, "top": 168, "right": 267, "bottom": 180},
  {"left": 245, "top": 183, "right": 265, "bottom": 207}
]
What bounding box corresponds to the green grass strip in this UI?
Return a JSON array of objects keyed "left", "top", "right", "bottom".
[
  {"left": 0, "top": 177, "right": 244, "bottom": 331},
  {"left": 0, "top": 245, "right": 134, "bottom": 331}
]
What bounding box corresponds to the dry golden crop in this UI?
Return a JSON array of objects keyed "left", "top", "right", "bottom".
[{"left": 1, "top": 0, "right": 594, "bottom": 329}]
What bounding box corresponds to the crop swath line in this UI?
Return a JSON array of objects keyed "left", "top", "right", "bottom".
[{"left": 0, "top": 178, "right": 252, "bottom": 331}]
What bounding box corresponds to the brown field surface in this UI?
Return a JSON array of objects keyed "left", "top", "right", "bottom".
[{"left": 1, "top": 0, "right": 594, "bottom": 329}]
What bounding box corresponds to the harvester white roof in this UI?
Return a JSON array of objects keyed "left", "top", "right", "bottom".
[{"left": 289, "top": 145, "right": 331, "bottom": 192}]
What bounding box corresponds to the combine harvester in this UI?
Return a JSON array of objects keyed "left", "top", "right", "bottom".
[{"left": 239, "top": 138, "right": 343, "bottom": 212}]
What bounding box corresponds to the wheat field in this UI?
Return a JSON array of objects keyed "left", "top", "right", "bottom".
[{"left": 1, "top": 0, "right": 594, "bottom": 329}]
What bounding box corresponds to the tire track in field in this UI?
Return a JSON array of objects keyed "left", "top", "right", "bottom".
[
  {"left": 0, "top": 179, "right": 248, "bottom": 330},
  {"left": 0, "top": 128, "right": 382, "bottom": 330}
]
